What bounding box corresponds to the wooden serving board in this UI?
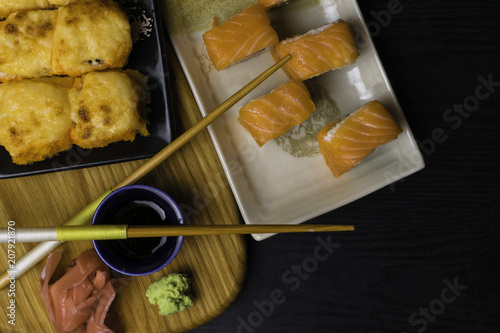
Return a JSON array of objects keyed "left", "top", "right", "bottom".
[{"left": 0, "top": 40, "right": 247, "bottom": 332}]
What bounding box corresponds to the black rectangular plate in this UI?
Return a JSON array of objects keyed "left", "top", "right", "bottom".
[{"left": 0, "top": 0, "right": 174, "bottom": 179}]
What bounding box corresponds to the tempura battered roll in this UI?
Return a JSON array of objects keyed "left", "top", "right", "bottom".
[
  {"left": 0, "top": 0, "right": 50, "bottom": 19},
  {"left": 69, "top": 70, "right": 149, "bottom": 149},
  {"left": 0, "top": 0, "right": 132, "bottom": 82},
  {"left": 0, "top": 10, "right": 58, "bottom": 81},
  {"left": 0, "top": 0, "right": 78, "bottom": 19},
  {"left": 272, "top": 21, "right": 359, "bottom": 81},
  {"left": 51, "top": 0, "right": 133, "bottom": 77},
  {"left": 0, "top": 77, "right": 74, "bottom": 165},
  {"left": 0, "top": 70, "right": 150, "bottom": 165}
]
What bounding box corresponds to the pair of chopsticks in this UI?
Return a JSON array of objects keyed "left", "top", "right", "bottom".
[
  {"left": 0, "top": 55, "right": 354, "bottom": 289},
  {"left": 0, "top": 224, "right": 354, "bottom": 243}
]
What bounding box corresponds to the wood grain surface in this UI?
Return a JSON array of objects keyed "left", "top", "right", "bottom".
[{"left": 0, "top": 38, "right": 246, "bottom": 332}]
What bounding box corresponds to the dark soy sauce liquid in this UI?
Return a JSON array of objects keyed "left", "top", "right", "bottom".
[{"left": 110, "top": 200, "right": 169, "bottom": 259}]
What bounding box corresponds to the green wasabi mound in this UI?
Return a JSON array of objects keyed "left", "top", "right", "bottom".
[{"left": 146, "top": 273, "right": 194, "bottom": 316}]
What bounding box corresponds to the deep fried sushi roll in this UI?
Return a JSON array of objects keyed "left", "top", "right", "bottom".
[
  {"left": 0, "top": 0, "right": 78, "bottom": 19},
  {"left": 0, "top": 0, "right": 50, "bottom": 19},
  {"left": 0, "top": 0, "right": 132, "bottom": 81},
  {"left": 69, "top": 70, "right": 149, "bottom": 149},
  {"left": 51, "top": 0, "right": 132, "bottom": 77},
  {"left": 0, "top": 10, "right": 58, "bottom": 82},
  {"left": 0, "top": 77, "right": 74, "bottom": 165}
]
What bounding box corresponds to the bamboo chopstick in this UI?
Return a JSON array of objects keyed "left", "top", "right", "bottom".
[
  {"left": 0, "top": 55, "right": 292, "bottom": 290},
  {"left": 126, "top": 224, "right": 354, "bottom": 237},
  {"left": 0, "top": 224, "right": 355, "bottom": 243}
]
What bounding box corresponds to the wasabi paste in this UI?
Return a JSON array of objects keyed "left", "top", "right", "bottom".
[{"left": 146, "top": 273, "right": 194, "bottom": 316}]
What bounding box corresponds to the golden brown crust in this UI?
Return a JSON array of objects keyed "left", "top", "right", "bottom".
[
  {"left": 0, "top": 77, "right": 74, "bottom": 165},
  {"left": 0, "top": 10, "right": 57, "bottom": 81},
  {"left": 51, "top": 0, "right": 133, "bottom": 77},
  {"left": 0, "top": 71, "right": 149, "bottom": 165},
  {"left": 0, "top": 0, "right": 132, "bottom": 82},
  {"left": 69, "top": 70, "right": 149, "bottom": 149},
  {"left": 0, "top": 0, "right": 50, "bottom": 19},
  {"left": 0, "top": 1, "right": 80, "bottom": 19},
  {"left": 0, "top": 0, "right": 145, "bottom": 165}
]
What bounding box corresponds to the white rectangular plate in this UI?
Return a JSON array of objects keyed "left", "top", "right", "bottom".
[{"left": 165, "top": 0, "right": 425, "bottom": 240}]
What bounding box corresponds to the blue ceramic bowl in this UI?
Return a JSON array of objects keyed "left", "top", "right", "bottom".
[{"left": 92, "top": 185, "right": 184, "bottom": 276}]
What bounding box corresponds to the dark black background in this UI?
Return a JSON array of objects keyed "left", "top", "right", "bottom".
[{"left": 192, "top": 0, "right": 500, "bottom": 332}]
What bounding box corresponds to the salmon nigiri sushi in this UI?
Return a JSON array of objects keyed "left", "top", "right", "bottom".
[
  {"left": 202, "top": 4, "right": 279, "bottom": 71},
  {"left": 238, "top": 79, "right": 316, "bottom": 147},
  {"left": 272, "top": 21, "right": 359, "bottom": 81},
  {"left": 317, "top": 100, "right": 402, "bottom": 178}
]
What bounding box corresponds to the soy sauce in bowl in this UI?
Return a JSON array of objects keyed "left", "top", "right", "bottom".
[
  {"left": 93, "top": 185, "right": 184, "bottom": 276},
  {"left": 111, "top": 200, "right": 168, "bottom": 259}
]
